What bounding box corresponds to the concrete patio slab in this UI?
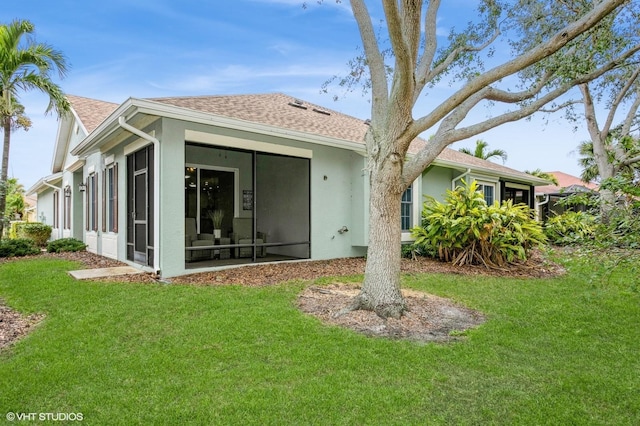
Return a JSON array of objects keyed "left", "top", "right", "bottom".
[{"left": 69, "top": 266, "right": 144, "bottom": 280}]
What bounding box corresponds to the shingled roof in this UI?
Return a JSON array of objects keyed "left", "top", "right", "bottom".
[
  {"left": 67, "top": 95, "right": 118, "bottom": 134},
  {"left": 67, "top": 92, "right": 544, "bottom": 184}
]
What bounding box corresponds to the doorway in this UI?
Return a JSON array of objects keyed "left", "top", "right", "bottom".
[{"left": 127, "top": 145, "right": 155, "bottom": 266}]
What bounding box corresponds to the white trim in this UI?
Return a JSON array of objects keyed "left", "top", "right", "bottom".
[
  {"left": 65, "top": 158, "right": 85, "bottom": 173},
  {"left": 504, "top": 181, "right": 530, "bottom": 190},
  {"left": 87, "top": 165, "right": 95, "bottom": 174},
  {"left": 186, "top": 163, "right": 240, "bottom": 225},
  {"left": 470, "top": 174, "right": 499, "bottom": 184},
  {"left": 401, "top": 178, "right": 421, "bottom": 242},
  {"left": 86, "top": 232, "right": 98, "bottom": 254},
  {"left": 476, "top": 180, "right": 497, "bottom": 205},
  {"left": 101, "top": 233, "right": 118, "bottom": 259},
  {"left": 185, "top": 129, "right": 313, "bottom": 159},
  {"left": 124, "top": 137, "right": 153, "bottom": 156},
  {"left": 104, "top": 154, "right": 115, "bottom": 166}
]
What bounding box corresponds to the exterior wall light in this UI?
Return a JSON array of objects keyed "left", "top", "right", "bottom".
[{"left": 78, "top": 183, "right": 87, "bottom": 192}]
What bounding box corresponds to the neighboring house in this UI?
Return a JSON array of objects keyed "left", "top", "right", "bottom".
[
  {"left": 536, "top": 171, "right": 599, "bottom": 219},
  {"left": 23, "top": 194, "right": 38, "bottom": 222},
  {"left": 27, "top": 93, "right": 549, "bottom": 278}
]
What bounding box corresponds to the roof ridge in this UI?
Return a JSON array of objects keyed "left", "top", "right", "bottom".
[{"left": 66, "top": 94, "right": 119, "bottom": 106}]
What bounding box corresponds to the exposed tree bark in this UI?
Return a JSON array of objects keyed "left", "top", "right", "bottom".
[{"left": 0, "top": 117, "right": 11, "bottom": 237}]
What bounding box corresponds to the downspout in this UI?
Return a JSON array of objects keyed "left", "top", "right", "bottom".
[
  {"left": 536, "top": 194, "right": 550, "bottom": 221},
  {"left": 118, "top": 117, "right": 160, "bottom": 145},
  {"left": 117, "top": 117, "right": 161, "bottom": 273},
  {"left": 41, "top": 181, "right": 63, "bottom": 239},
  {"left": 452, "top": 168, "right": 472, "bottom": 190}
]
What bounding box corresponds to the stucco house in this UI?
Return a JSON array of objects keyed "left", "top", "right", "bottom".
[{"left": 27, "top": 93, "right": 549, "bottom": 278}]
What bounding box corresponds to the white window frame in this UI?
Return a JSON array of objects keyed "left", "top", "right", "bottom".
[
  {"left": 476, "top": 179, "right": 498, "bottom": 205},
  {"left": 401, "top": 179, "right": 421, "bottom": 242}
]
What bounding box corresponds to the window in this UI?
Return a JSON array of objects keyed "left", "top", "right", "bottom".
[
  {"left": 401, "top": 186, "right": 413, "bottom": 231},
  {"left": 103, "top": 164, "right": 118, "bottom": 232},
  {"left": 477, "top": 182, "right": 495, "bottom": 205},
  {"left": 63, "top": 186, "right": 71, "bottom": 230},
  {"left": 86, "top": 174, "right": 98, "bottom": 231},
  {"left": 53, "top": 191, "right": 59, "bottom": 228}
]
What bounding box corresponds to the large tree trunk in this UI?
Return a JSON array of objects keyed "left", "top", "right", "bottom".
[
  {"left": 351, "top": 140, "right": 407, "bottom": 319},
  {"left": 0, "top": 117, "right": 11, "bottom": 240},
  {"left": 355, "top": 183, "right": 405, "bottom": 319}
]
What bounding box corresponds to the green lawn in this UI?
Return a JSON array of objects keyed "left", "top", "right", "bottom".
[{"left": 0, "top": 253, "right": 638, "bottom": 425}]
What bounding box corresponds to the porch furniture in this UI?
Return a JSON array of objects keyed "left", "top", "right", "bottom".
[
  {"left": 216, "top": 237, "right": 231, "bottom": 260},
  {"left": 185, "top": 217, "right": 215, "bottom": 262},
  {"left": 230, "top": 217, "right": 267, "bottom": 258}
]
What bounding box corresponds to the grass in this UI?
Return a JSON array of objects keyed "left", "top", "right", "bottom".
[{"left": 0, "top": 252, "right": 639, "bottom": 425}]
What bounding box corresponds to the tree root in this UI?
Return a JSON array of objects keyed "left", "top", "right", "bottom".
[{"left": 333, "top": 293, "right": 407, "bottom": 320}]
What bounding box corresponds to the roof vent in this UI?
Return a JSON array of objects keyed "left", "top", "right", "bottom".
[
  {"left": 312, "top": 108, "right": 331, "bottom": 116},
  {"left": 364, "top": 119, "right": 371, "bottom": 125},
  {"left": 288, "top": 99, "right": 307, "bottom": 110}
]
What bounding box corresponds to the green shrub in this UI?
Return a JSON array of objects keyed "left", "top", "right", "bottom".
[
  {"left": 544, "top": 211, "right": 596, "bottom": 246},
  {"left": 412, "top": 180, "right": 546, "bottom": 268},
  {"left": 47, "top": 238, "right": 87, "bottom": 253},
  {"left": 9, "top": 221, "right": 26, "bottom": 239},
  {"left": 0, "top": 238, "right": 40, "bottom": 257},
  {"left": 20, "top": 223, "right": 52, "bottom": 247}
]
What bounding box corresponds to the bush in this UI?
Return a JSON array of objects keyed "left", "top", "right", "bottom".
[
  {"left": 412, "top": 180, "right": 546, "bottom": 268},
  {"left": 20, "top": 223, "right": 52, "bottom": 247},
  {"left": 544, "top": 211, "right": 596, "bottom": 246},
  {"left": 9, "top": 221, "right": 26, "bottom": 239},
  {"left": 0, "top": 238, "right": 40, "bottom": 257},
  {"left": 47, "top": 238, "right": 87, "bottom": 253}
]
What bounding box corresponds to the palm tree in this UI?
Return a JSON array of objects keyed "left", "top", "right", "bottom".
[
  {"left": 459, "top": 139, "right": 508, "bottom": 163},
  {"left": 577, "top": 135, "right": 640, "bottom": 184},
  {"left": 0, "top": 19, "right": 70, "bottom": 238},
  {"left": 524, "top": 169, "right": 559, "bottom": 185}
]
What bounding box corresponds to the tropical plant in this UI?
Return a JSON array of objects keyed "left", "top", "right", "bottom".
[
  {"left": 459, "top": 139, "right": 508, "bottom": 164},
  {"left": 208, "top": 209, "right": 224, "bottom": 230},
  {"left": 412, "top": 180, "right": 546, "bottom": 268},
  {"left": 3, "top": 177, "right": 25, "bottom": 221},
  {"left": 524, "top": 169, "right": 559, "bottom": 185},
  {"left": 0, "top": 19, "right": 70, "bottom": 239},
  {"left": 544, "top": 211, "right": 596, "bottom": 246},
  {"left": 577, "top": 133, "right": 640, "bottom": 185}
]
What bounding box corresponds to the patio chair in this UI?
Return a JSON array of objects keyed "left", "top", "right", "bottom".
[
  {"left": 229, "top": 217, "right": 267, "bottom": 258},
  {"left": 185, "top": 217, "right": 215, "bottom": 262}
]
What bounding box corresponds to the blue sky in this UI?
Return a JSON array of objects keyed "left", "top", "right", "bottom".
[{"left": 5, "top": 0, "right": 589, "bottom": 189}]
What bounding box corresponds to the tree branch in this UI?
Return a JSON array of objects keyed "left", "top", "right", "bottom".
[
  {"left": 414, "top": 0, "right": 441, "bottom": 93},
  {"left": 402, "top": 44, "right": 640, "bottom": 183},
  {"left": 620, "top": 83, "right": 640, "bottom": 136},
  {"left": 603, "top": 67, "right": 640, "bottom": 136},
  {"left": 350, "top": 0, "right": 389, "bottom": 119},
  {"left": 621, "top": 153, "right": 640, "bottom": 166},
  {"left": 384, "top": 0, "right": 419, "bottom": 120},
  {"left": 539, "top": 100, "right": 583, "bottom": 113},
  {"left": 412, "top": 0, "right": 628, "bottom": 134}
]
